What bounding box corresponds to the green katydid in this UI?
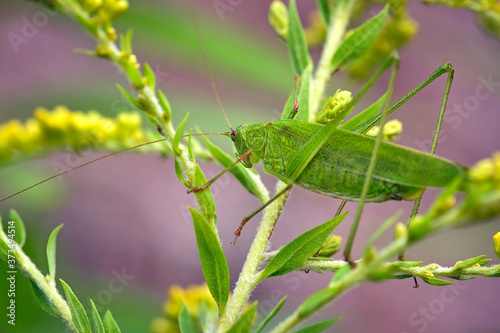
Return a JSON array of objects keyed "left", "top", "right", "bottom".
[{"left": 187, "top": 52, "right": 467, "bottom": 251}]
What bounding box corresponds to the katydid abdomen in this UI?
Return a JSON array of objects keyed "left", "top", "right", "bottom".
[{"left": 233, "top": 119, "right": 466, "bottom": 202}]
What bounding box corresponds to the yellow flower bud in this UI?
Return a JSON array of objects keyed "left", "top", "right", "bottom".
[
  {"left": 435, "top": 194, "right": 456, "bottom": 215},
  {"left": 470, "top": 157, "right": 495, "bottom": 182},
  {"left": 421, "top": 270, "right": 434, "bottom": 278},
  {"left": 382, "top": 119, "right": 403, "bottom": 141},
  {"left": 366, "top": 120, "right": 403, "bottom": 141},
  {"left": 95, "top": 44, "right": 110, "bottom": 57},
  {"left": 317, "top": 235, "right": 342, "bottom": 257},
  {"left": 83, "top": 0, "right": 103, "bottom": 12},
  {"left": 494, "top": 232, "right": 500, "bottom": 261},
  {"left": 269, "top": 1, "right": 289, "bottom": 39},
  {"left": 424, "top": 263, "right": 441, "bottom": 271},
  {"left": 106, "top": 27, "right": 117, "bottom": 41},
  {"left": 394, "top": 222, "right": 407, "bottom": 241}
]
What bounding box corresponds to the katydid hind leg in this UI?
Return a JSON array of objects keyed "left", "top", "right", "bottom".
[
  {"left": 355, "top": 62, "right": 455, "bottom": 135},
  {"left": 398, "top": 63, "right": 455, "bottom": 260}
]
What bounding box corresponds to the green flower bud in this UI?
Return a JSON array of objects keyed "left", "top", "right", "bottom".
[
  {"left": 315, "top": 90, "right": 352, "bottom": 124},
  {"left": 317, "top": 235, "right": 342, "bottom": 257},
  {"left": 269, "top": 1, "right": 289, "bottom": 39}
]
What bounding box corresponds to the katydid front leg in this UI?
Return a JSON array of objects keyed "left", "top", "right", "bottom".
[{"left": 187, "top": 150, "right": 253, "bottom": 193}]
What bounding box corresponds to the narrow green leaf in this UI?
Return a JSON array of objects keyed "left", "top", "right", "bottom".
[
  {"left": 295, "top": 64, "right": 312, "bottom": 121},
  {"left": 294, "top": 317, "right": 342, "bottom": 333},
  {"left": 388, "top": 261, "right": 423, "bottom": 269},
  {"left": 316, "top": 0, "right": 330, "bottom": 25},
  {"left": 254, "top": 296, "right": 287, "bottom": 333},
  {"left": 450, "top": 255, "right": 486, "bottom": 272},
  {"left": 173, "top": 113, "right": 189, "bottom": 155},
  {"left": 125, "top": 29, "right": 133, "bottom": 53},
  {"left": 449, "top": 275, "right": 477, "bottom": 281},
  {"left": 157, "top": 89, "right": 172, "bottom": 121},
  {"left": 90, "top": 300, "right": 105, "bottom": 333},
  {"left": 60, "top": 279, "right": 91, "bottom": 333},
  {"left": 145, "top": 113, "right": 159, "bottom": 127},
  {"left": 187, "top": 129, "right": 195, "bottom": 162},
  {"left": 102, "top": 311, "right": 121, "bottom": 333},
  {"left": 331, "top": 263, "right": 351, "bottom": 283},
  {"left": 363, "top": 212, "right": 401, "bottom": 258},
  {"left": 174, "top": 158, "right": 187, "bottom": 186},
  {"left": 119, "top": 29, "right": 133, "bottom": 54},
  {"left": 281, "top": 88, "right": 296, "bottom": 120},
  {"left": 198, "top": 300, "right": 208, "bottom": 332},
  {"left": 9, "top": 209, "right": 26, "bottom": 248},
  {"left": 116, "top": 84, "right": 141, "bottom": 109},
  {"left": 331, "top": 5, "right": 389, "bottom": 70},
  {"left": 179, "top": 303, "right": 199, "bottom": 333},
  {"left": 200, "top": 134, "right": 264, "bottom": 202},
  {"left": 46, "top": 224, "right": 63, "bottom": 281},
  {"left": 342, "top": 92, "right": 387, "bottom": 131},
  {"left": 75, "top": 48, "right": 98, "bottom": 57},
  {"left": 287, "top": 0, "right": 311, "bottom": 75},
  {"left": 298, "top": 287, "right": 338, "bottom": 318},
  {"left": 194, "top": 165, "right": 216, "bottom": 223},
  {"left": 479, "top": 259, "right": 492, "bottom": 266},
  {"left": 143, "top": 63, "right": 156, "bottom": 89},
  {"left": 421, "top": 276, "right": 453, "bottom": 286},
  {"left": 29, "top": 279, "right": 59, "bottom": 317},
  {"left": 227, "top": 301, "right": 258, "bottom": 333},
  {"left": 387, "top": 274, "right": 413, "bottom": 280},
  {"left": 188, "top": 207, "right": 230, "bottom": 315},
  {"left": 123, "top": 61, "right": 144, "bottom": 88},
  {"left": 262, "top": 212, "right": 347, "bottom": 278}
]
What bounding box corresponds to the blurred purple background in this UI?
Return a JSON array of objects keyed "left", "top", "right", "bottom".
[{"left": 1, "top": 0, "right": 499, "bottom": 332}]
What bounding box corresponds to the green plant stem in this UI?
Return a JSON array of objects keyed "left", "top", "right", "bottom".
[
  {"left": 216, "top": 182, "right": 289, "bottom": 332},
  {"left": 57, "top": 1, "right": 224, "bottom": 228},
  {"left": 269, "top": 238, "right": 407, "bottom": 333},
  {"left": 310, "top": 0, "right": 357, "bottom": 117},
  {"left": 0, "top": 232, "right": 77, "bottom": 332},
  {"left": 219, "top": 2, "right": 359, "bottom": 329},
  {"left": 263, "top": 252, "right": 499, "bottom": 278}
]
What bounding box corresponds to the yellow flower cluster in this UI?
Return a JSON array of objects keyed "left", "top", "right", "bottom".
[
  {"left": 0, "top": 106, "right": 146, "bottom": 163},
  {"left": 469, "top": 152, "right": 500, "bottom": 185},
  {"left": 421, "top": 0, "right": 500, "bottom": 38},
  {"left": 151, "top": 284, "right": 218, "bottom": 333},
  {"left": 350, "top": 0, "right": 418, "bottom": 78},
  {"left": 83, "top": 0, "right": 129, "bottom": 24}
]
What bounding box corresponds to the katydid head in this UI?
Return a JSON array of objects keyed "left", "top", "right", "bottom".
[{"left": 232, "top": 125, "right": 253, "bottom": 167}]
